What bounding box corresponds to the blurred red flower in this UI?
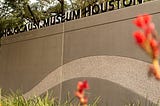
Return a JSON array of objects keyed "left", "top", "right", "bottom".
[
  {"left": 75, "top": 80, "right": 89, "bottom": 105},
  {"left": 133, "top": 31, "right": 146, "bottom": 45},
  {"left": 133, "top": 14, "right": 160, "bottom": 80},
  {"left": 133, "top": 14, "right": 154, "bottom": 35},
  {"left": 133, "top": 14, "right": 151, "bottom": 28},
  {"left": 77, "top": 80, "right": 89, "bottom": 90}
]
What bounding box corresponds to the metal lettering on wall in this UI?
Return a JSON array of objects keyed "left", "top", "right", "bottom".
[{"left": 2, "top": 0, "right": 144, "bottom": 37}]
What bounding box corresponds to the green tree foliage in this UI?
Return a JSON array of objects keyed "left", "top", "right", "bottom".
[
  {"left": 0, "top": 0, "right": 69, "bottom": 37},
  {"left": 70, "top": 0, "right": 98, "bottom": 10},
  {"left": 0, "top": 0, "right": 37, "bottom": 37},
  {"left": 70, "top": 0, "right": 154, "bottom": 10},
  {"left": 0, "top": 0, "right": 154, "bottom": 37}
]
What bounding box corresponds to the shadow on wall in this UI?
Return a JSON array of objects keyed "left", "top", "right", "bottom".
[
  {"left": 24, "top": 56, "right": 160, "bottom": 106},
  {"left": 38, "top": 77, "right": 157, "bottom": 106},
  {"left": 51, "top": 77, "right": 156, "bottom": 106}
]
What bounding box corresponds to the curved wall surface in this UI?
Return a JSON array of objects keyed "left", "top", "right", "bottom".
[
  {"left": 24, "top": 56, "right": 160, "bottom": 105},
  {"left": 0, "top": 0, "right": 160, "bottom": 105}
]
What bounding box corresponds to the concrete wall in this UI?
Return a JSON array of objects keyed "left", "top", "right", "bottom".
[
  {"left": 0, "top": 0, "right": 160, "bottom": 105},
  {"left": 24, "top": 56, "right": 159, "bottom": 105}
]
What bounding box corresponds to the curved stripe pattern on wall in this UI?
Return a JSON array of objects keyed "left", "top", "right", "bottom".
[{"left": 24, "top": 56, "right": 160, "bottom": 104}]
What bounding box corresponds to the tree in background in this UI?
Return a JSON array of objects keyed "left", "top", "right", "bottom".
[
  {"left": 0, "top": 0, "right": 40, "bottom": 37},
  {"left": 0, "top": 0, "right": 154, "bottom": 37},
  {"left": 0, "top": 0, "right": 70, "bottom": 37}
]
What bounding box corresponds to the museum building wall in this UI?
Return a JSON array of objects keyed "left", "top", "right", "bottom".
[{"left": 0, "top": 0, "right": 160, "bottom": 105}]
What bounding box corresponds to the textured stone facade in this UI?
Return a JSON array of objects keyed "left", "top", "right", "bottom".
[{"left": 0, "top": 0, "right": 160, "bottom": 105}]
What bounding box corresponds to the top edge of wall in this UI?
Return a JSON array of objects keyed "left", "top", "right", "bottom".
[
  {"left": 64, "top": 0, "right": 160, "bottom": 32},
  {"left": 1, "top": 0, "right": 160, "bottom": 45},
  {"left": 1, "top": 23, "right": 63, "bottom": 45}
]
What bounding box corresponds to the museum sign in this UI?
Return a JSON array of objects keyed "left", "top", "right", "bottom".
[{"left": 2, "top": 0, "right": 144, "bottom": 36}]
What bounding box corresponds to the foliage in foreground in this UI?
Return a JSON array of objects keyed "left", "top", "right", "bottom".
[
  {"left": 0, "top": 92, "right": 100, "bottom": 106},
  {"left": 0, "top": 91, "right": 159, "bottom": 106}
]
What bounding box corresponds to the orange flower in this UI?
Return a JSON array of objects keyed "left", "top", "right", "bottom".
[
  {"left": 80, "top": 97, "right": 88, "bottom": 104},
  {"left": 75, "top": 91, "right": 84, "bottom": 99},
  {"left": 133, "top": 14, "right": 151, "bottom": 28},
  {"left": 75, "top": 80, "right": 89, "bottom": 106},
  {"left": 150, "top": 38, "right": 159, "bottom": 58},
  {"left": 133, "top": 31, "right": 146, "bottom": 45},
  {"left": 133, "top": 14, "right": 155, "bottom": 35},
  {"left": 145, "top": 23, "right": 155, "bottom": 35},
  {"left": 77, "top": 80, "right": 89, "bottom": 92},
  {"left": 133, "top": 14, "right": 160, "bottom": 80}
]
